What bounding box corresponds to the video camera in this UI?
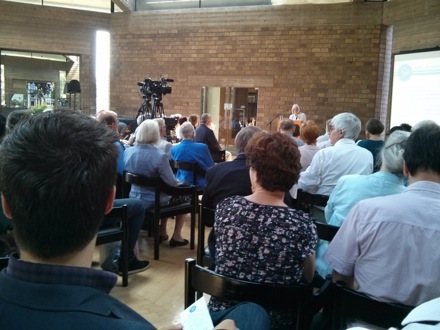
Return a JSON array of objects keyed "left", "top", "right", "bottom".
[{"left": 137, "top": 77, "right": 173, "bottom": 99}]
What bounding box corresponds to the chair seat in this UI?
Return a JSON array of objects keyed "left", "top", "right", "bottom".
[{"left": 146, "top": 202, "right": 193, "bottom": 218}]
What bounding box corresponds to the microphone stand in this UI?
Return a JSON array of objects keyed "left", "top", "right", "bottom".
[{"left": 266, "top": 111, "right": 288, "bottom": 132}]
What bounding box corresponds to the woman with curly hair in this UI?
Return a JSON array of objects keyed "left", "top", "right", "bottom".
[{"left": 209, "top": 132, "right": 317, "bottom": 330}]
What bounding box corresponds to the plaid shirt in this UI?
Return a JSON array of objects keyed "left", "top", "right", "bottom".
[{"left": 6, "top": 257, "right": 117, "bottom": 294}]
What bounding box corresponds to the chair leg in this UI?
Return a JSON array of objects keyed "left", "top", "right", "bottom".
[
  {"left": 190, "top": 211, "right": 195, "bottom": 250},
  {"left": 154, "top": 215, "right": 160, "bottom": 260},
  {"left": 122, "top": 211, "right": 129, "bottom": 287}
]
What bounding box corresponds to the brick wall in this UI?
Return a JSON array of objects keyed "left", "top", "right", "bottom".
[{"left": 110, "top": 3, "right": 384, "bottom": 129}]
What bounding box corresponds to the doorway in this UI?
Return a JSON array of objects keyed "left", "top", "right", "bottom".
[{"left": 200, "top": 87, "right": 258, "bottom": 148}]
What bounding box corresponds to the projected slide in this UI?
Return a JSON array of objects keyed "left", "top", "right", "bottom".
[{"left": 390, "top": 49, "right": 440, "bottom": 128}]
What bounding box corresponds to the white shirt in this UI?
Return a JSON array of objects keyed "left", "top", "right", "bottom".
[
  {"left": 298, "top": 138, "right": 373, "bottom": 195},
  {"left": 289, "top": 112, "right": 307, "bottom": 122}
]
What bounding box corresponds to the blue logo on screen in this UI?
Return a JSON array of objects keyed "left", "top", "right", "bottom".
[{"left": 190, "top": 306, "right": 196, "bottom": 313}]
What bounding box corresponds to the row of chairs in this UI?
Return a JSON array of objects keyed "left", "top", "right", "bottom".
[{"left": 184, "top": 257, "right": 413, "bottom": 329}]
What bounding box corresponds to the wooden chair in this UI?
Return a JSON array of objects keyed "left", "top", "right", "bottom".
[
  {"left": 124, "top": 172, "right": 197, "bottom": 260},
  {"left": 315, "top": 222, "right": 339, "bottom": 242},
  {"left": 185, "top": 258, "right": 332, "bottom": 329},
  {"left": 295, "top": 189, "right": 329, "bottom": 213},
  {"left": 331, "top": 281, "right": 413, "bottom": 329},
  {"left": 197, "top": 206, "right": 215, "bottom": 269},
  {"left": 171, "top": 160, "right": 206, "bottom": 187},
  {"left": 211, "top": 149, "right": 226, "bottom": 163},
  {"left": 96, "top": 204, "right": 129, "bottom": 287}
]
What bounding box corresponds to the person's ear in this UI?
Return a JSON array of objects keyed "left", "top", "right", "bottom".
[
  {"left": 104, "top": 186, "right": 116, "bottom": 215},
  {"left": 1, "top": 195, "right": 13, "bottom": 219},
  {"left": 403, "top": 161, "right": 410, "bottom": 177}
]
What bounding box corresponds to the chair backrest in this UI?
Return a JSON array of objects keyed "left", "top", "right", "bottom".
[
  {"left": 171, "top": 160, "right": 206, "bottom": 186},
  {"left": 296, "top": 189, "right": 329, "bottom": 212},
  {"left": 211, "top": 149, "right": 226, "bottom": 163},
  {"left": 185, "top": 258, "right": 311, "bottom": 328},
  {"left": 315, "top": 222, "right": 339, "bottom": 242},
  {"left": 124, "top": 172, "right": 194, "bottom": 197},
  {"left": 331, "top": 281, "right": 413, "bottom": 329}
]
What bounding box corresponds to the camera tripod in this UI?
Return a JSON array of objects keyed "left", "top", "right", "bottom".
[{"left": 136, "top": 93, "right": 165, "bottom": 121}]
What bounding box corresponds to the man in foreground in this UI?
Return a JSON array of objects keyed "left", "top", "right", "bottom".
[
  {"left": 0, "top": 110, "right": 155, "bottom": 329},
  {"left": 324, "top": 123, "right": 440, "bottom": 306}
]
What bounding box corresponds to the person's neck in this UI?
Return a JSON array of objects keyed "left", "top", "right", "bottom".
[
  {"left": 368, "top": 134, "right": 382, "bottom": 141},
  {"left": 20, "top": 238, "right": 96, "bottom": 268},
  {"left": 246, "top": 187, "right": 286, "bottom": 207},
  {"left": 407, "top": 171, "right": 440, "bottom": 185}
]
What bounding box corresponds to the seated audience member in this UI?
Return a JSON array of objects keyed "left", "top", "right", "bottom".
[
  {"left": 279, "top": 118, "right": 304, "bottom": 146},
  {"left": 356, "top": 118, "right": 385, "bottom": 172},
  {"left": 324, "top": 123, "right": 440, "bottom": 307},
  {"left": 202, "top": 126, "right": 262, "bottom": 209},
  {"left": 175, "top": 116, "right": 187, "bottom": 141},
  {"left": 124, "top": 120, "right": 189, "bottom": 247},
  {"left": 195, "top": 113, "right": 223, "bottom": 155},
  {"left": 188, "top": 114, "right": 199, "bottom": 129},
  {"left": 209, "top": 132, "right": 317, "bottom": 329},
  {"left": 411, "top": 119, "right": 438, "bottom": 131},
  {"left": 171, "top": 122, "right": 214, "bottom": 187},
  {"left": 292, "top": 123, "right": 305, "bottom": 146},
  {"left": 298, "top": 112, "right": 373, "bottom": 196},
  {"left": 0, "top": 110, "right": 156, "bottom": 329},
  {"left": 315, "top": 130, "right": 410, "bottom": 278},
  {"left": 202, "top": 126, "right": 262, "bottom": 263},
  {"left": 316, "top": 119, "right": 331, "bottom": 144},
  {"left": 289, "top": 103, "right": 306, "bottom": 122},
  {"left": 298, "top": 120, "right": 320, "bottom": 172},
  {"left": 96, "top": 110, "right": 149, "bottom": 274},
  {"left": 153, "top": 117, "right": 172, "bottom": 157}
]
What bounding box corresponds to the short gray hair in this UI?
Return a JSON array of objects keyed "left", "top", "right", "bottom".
[
  {"left": 136, "top": 120, "right": 160, "bottom": 144},
  {"left": 379, "top": 130, "right": 411, "bottom": 176},
  {"left": 180, "top": 122, "right": 195, "bottom": 139},
  {"left": 235, "top": 126, "right": 262, "bottom": 153},
  {"left": 153, "top": 117, "right": 166, "bottom": 130},
  {"left": 330, "top": 112, "right": 361, "bottom": 140},
  {"left": 201, "top": 113, "right": 211, "bottom": 124}
]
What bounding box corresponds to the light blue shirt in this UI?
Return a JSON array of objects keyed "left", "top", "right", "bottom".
[
  {"left": 124, "top": 144, "right": 178, "bottom": 209},
  {"left": 315, "top": 171, "right": 405, "bottom": 278}
]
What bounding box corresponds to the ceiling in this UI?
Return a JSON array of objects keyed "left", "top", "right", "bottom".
[{"left": 1, "top": 0, "right": 358, "bottom": 13}]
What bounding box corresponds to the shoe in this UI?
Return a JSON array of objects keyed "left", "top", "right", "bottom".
[
  {"left": 160, "top": 235, "right": 169, "bottom": 243},
  {"left": 118, "top": 257, "right": 150, "bottom": 275},
  {"left": 169, "top": 238, "right": 189, "bottom": 248}
]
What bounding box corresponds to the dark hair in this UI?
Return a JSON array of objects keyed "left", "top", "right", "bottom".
[
  {"left": 0, "top": 110, "right": 118, "bottom": 259},
  {"left": 178, "top": 116, "right": 187, "bottom": 126},
  {"left": 366, "top": 118, "right": 384, "bottom": 135},
  {"left": 300, "top": 120, "right": 319, "bottom": 144},
  {"left": 400, "top": 123, "right": 412, "bottom": 132},
  {"left": 404, "top": 123, "right": 440, "bottom": 177},
  {"left": 245, "top": 132, "right": 301, "bottom": 192},
  {"left": 292, "top": 123, "right": 301, "bottom": 137},
  {"left": 188, "top": 114, "right": 199, "bottom": 127}
]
